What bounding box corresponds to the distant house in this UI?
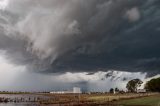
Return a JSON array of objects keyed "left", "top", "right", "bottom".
[{"left": 137, "top": 89, "right": 146, "bottom": 93}]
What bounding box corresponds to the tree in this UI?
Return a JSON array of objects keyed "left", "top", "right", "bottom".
[
  {"left": 109, "top": 88, "right": 114, "bottom": 93},
  {"left": 115, "top": 87, "right": 119, "bottom": 92},
  {"left": 145, "top": 77, "right": 160, "bottom": 92},
  {"left": 126, "top": 79, "right": 143, "bottom": 92}
]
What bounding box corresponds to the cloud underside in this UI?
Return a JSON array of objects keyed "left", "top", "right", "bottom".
[{"left": 0, "top": 0, "right": 160, "bottom": 75}]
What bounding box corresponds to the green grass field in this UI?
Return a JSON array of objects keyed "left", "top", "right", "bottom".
[
  {"left": 119, "top": 95, "right": 160, "bottom": 106},
  {"left": 86, "top": 94, "right": 160, "bottom": 106}
]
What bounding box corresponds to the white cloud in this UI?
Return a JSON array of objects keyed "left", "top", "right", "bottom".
[
  {"left": 56, "top": 71, "right": 107, "bottom": 83},
  {"left": 140, "top": 74, "right": 160, "bottom": 89},
  {"left": 55, "top": 71, "right": 147, "bottom": 91},
  {"left": 125, "top": 7, "right": 141, "bottom": 22},
  {"left": 0, "top": 55, "right": 154, "bottom": 92},
  {"left": 0, "top": 0, "right": 9, "bottom": 10}
]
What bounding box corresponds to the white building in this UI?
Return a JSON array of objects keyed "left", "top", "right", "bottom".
[
  {"left": 50, "top": 87, "right": 81, "bottom": 94},
  {"left": 137, "top": 89, "right": 146, "bottom": 93},
  {"left": 73, "top": 87, "right": 81, "bottom": 93}
]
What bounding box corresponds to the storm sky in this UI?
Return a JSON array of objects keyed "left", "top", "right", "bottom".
[{"left": 0, "top": 0, "right": 160, "bottom": 91}]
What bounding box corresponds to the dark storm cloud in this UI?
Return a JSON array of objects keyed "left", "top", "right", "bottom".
[{"left": 0, "top": 0, "right": 160, "bottom": 74}]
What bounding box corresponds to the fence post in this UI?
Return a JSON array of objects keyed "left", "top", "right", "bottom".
[{"left": 108, "top": 97, "right": 109, "bottom": 106}]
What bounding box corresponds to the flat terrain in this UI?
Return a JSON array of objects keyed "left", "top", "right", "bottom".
[
  {"left": 40, "top": 93, "right": 160, "bottom": 106},
  {"left": 0, "top": 93, "right": 159, "bottom": 106}
]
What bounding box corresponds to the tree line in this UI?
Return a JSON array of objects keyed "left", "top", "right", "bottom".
[
  {"left": 145, "top": 77, "right": 160, "bottom": 92},
  {"left": 109, "top": 77, "right": 160, "bottom": 93}
]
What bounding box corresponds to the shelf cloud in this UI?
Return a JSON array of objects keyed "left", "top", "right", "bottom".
[{"left": 0, "top": 0, "right": 159, "bottom": 76}]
